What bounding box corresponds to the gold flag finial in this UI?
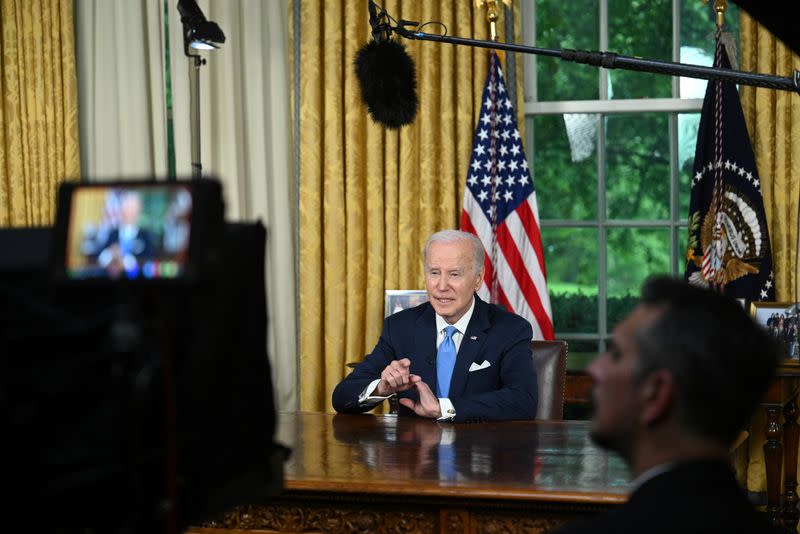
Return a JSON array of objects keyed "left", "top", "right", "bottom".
[
  {"left": 703, "top": 0, "right": 728, "bottom": 28},
  {"left": 475, "top": 0, "right": 511, "bottom": 41}
]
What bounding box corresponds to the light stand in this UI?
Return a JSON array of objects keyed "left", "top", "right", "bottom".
[
  {"left": 187, "top": 53, "right": 203, "bottom": 181},
  {"left": 178, "top": 0, "right": 225, "bottom": 180}
]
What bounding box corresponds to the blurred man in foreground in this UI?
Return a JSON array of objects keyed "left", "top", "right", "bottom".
[{"left": 554, "top": 276, "right": 781, "bottom": 533}]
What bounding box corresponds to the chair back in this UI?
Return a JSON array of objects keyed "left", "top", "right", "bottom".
[{"left": 531, "top": 340, "right": 568, "bottom": 420}]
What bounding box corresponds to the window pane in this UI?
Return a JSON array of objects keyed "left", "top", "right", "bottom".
[
  {"left": 607, "top": 228, "right": 671, "bottom": 327},
  {"left": 544, "top": 227, "right": 599, "bottom": 333},
  {"left": 605, "top": 113, "right": 670, "bottom": 220},
  {"left": 676, "top": 225, "right": 688, "bottom": 274},
  {"left": 608, "top": 0, "right": 672, "bottom": 99},
  {"left": 535, "top": 0, "right": 599, "bottom": 101},
  {"left": 678, "top": 112, "right": 699, "bottom": 218},
  {"left": 531, "top": 115, "right": 597, "bottom": 220},
  {"left": 679, "top": 2, "right": 740, "bottom": 98}
]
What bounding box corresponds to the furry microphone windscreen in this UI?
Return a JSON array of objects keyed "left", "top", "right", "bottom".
[{"left": 354, "top": 39, "right": 418, "bottom": 129}]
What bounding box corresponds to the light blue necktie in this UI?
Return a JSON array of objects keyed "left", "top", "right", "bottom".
[
  {"left": 439, "top": 442, "right": 456, "bottom": 481},
  {"left": 436, "top": 325, "right": 458, "bottom": 398}
]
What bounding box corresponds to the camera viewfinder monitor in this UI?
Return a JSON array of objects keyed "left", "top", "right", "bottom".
[{"left": 52, "top": 180, "right": 223, "bottom": 282}]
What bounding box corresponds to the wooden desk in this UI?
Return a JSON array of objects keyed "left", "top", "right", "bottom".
[
  {"left": 192, "top": 411, "right": 629, "bottom": 533},
  {"left": 762, "top": 370, "right": 800, "bottom": 531}
]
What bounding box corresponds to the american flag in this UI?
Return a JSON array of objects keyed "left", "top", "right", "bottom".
[{"left": 460, "top": 52, "right": 554, "bottom": 340}]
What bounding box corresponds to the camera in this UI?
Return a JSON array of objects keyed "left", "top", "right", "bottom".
[{"left": 2, "top": 178, "right": 283, "bottom": 532}]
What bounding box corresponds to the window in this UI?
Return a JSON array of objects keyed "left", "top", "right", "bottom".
[{"left": 521, "top": 0, "right": 739, "bottom": 368}]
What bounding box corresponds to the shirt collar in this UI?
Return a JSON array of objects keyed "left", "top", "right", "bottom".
[
  {"left": 629, "top": 462, "right": 676, "bottom": 493},
  {"left": 435, "top": 296, "right": 475, "bottom": 336},
  {"left": 120, "top": 225, "right": 137, "bottom": 241}
]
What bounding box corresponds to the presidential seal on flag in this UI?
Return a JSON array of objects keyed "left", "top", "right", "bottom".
[{"left": 686, "top": 183, "right": 768, "bottom": 288}]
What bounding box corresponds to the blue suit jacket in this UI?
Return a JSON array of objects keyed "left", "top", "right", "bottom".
[{"left": 332, "top": 295, "right": 537, "bottom": 422}]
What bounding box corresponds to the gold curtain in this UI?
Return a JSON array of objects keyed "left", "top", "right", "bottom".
[
  {"left": 295, "top": 0, "right": 523, "bottom": 412},
  {"left": 739, "top": 13, "right": 800, "bottom": 494},
  {"left": 0, "top": 0, "right": 80, "bottom": 227}
]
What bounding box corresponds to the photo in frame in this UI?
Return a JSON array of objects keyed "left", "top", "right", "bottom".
[
  {"left": 749, "top": 301, "right": 800, "bottom": 365},
  {"left": 384, "top": 290, "right": 429, "bottom": 318}
]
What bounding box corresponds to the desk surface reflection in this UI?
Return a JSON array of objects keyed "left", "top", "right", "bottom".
[{"left": 277, "top": 411, "right": 629, "bottom": 504}]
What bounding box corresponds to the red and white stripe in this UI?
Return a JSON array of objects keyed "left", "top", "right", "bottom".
[{"left": 462, "top": 191, "right": 554, "bottom": 340}]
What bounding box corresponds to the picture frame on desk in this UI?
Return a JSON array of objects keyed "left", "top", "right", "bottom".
[
  {"left": 384, "top": 289, "right": 428, "bottom": 318},
  {"left": 749, "top": 301, "right": 800, "bottom": 367}
]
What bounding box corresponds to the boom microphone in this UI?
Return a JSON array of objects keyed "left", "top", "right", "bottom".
[{"left": 354, "top": 1, "right": 418, "bottom": 129}]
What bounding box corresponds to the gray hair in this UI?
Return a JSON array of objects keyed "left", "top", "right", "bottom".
[{"left": 423, "top": 230, "right": 484, "bottom": 274}]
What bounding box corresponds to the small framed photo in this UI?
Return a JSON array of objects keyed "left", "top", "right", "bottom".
[
  {"left": 749, "top": 302, "right": 800, "bottom": 365},
  {"left": 384, "top": 290, "right": 429, "bottom": 318}
]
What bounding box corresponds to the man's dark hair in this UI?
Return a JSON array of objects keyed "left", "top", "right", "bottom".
[{"left": 633, "top": 276, "right": 779, "bottom": 446}]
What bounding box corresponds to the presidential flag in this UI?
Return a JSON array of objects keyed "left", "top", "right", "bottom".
[
  {"left": 460, "top": 52, "right": 554, "bottom": 340},
  {"left": 685, "top": 42, "right": 774, "bottom": 301}
]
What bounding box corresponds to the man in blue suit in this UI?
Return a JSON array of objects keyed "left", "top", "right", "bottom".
[
  {"left": 332, "top": 230, "right": 537, "bottom": 422},
  {"left": 95, "top": 191, "right": 156, "bottom": 278}
]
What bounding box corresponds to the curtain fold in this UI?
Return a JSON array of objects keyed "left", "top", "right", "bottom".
[
  {"left": 75, "top": 0, "right": 297, "bottom": 412},
  {"left": 167, "top": 1, "right": 298, "bottom": 413},
  {"left": 739, "top": 13, "right": 800, "bottom": 495},
  {"left": 296, "top": 0, "right": 520, "bottom": 412},
  {"left": 0, "top": 0, "right": 80, "bottom": 226},
  {"left": 75, "top": 0, "right": 166, "bottom": 179},
  {"left": 740, "top": 17, "right": 800, "bottom": 305}
]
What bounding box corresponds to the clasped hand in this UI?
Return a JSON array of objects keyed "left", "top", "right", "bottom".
[{"left": 376, "top": 358, "right": 442, "bottom": 418}]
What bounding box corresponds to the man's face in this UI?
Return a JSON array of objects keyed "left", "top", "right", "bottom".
[
  {"left": 424, "top": 240, "right": 483, "bottom": 324},
  {"left": 120, "top": 195, "right": 142, "bottom": 226},
  {"left": 587, "top": 304, "right": 661, "bottom": 459}
]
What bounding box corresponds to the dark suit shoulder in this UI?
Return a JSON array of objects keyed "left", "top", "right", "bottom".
[
  {"left": 384, "top": 301, "right": 432, "bottom": 327},
  {"left": 553, "top": 460, "right": 781, "bottom": 534},
  {"left": 477, "top": 297, "right": 532, "bottom": 335}
]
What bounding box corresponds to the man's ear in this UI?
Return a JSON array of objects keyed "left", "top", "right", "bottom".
[
  {"left": 474, "top": 268, "right": 485, "bottom": 292},
  {"left": 638, "top": 369, "right": 675, "bottom": 426}
]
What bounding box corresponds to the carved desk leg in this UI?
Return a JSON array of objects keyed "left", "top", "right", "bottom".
[
  {"left": 439, "top": 508, "right": 469, "bottom": 534},
  {"left": 765, "top": 403, "right": 784, "bottom": 527},
  {"left": 783, "top": 396, "right": 799, "bottom": 532}
]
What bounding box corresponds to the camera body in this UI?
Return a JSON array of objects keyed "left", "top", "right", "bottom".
[{"left": 2, "top": 178, "right": 282, "bottom": 532}]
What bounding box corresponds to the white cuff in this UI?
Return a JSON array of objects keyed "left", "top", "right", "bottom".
[
  {"left": 438, "top": 425, "right": 456, "bottom": 445},
  {"left": 98, "top": 248, "right": 113, "bottom": 267},
  {"left": 437, "top": 398, "right": 456, "bottom": 421},
  {"left": 358, "top": 379, "right": 392, "bottom": 406}
]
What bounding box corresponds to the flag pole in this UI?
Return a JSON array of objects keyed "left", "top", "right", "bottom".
[
  {"left": 476, "top": 0, "right": 505, "bottom": 304},
  {"left": 707, "top": 0, "right": 727, "bottom": 28},
  {"left": 475, "top": 0, "right": 504, "bottom": 42},
  {"left": 704, "top": 0, "right": 729, "bottom": 290}
]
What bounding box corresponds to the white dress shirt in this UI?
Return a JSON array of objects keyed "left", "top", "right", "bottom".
[{"left": 358, "top": 297, "right": 477, "bottom": 421}]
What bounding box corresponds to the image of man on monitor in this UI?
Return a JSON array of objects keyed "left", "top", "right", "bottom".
[{"left": 94, "top": 191, "right": 156, "bottom": 277}]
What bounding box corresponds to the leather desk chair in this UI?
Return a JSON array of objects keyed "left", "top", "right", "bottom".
[{"left": 531, "top": 340, "right": 568, "bottom": 420}]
